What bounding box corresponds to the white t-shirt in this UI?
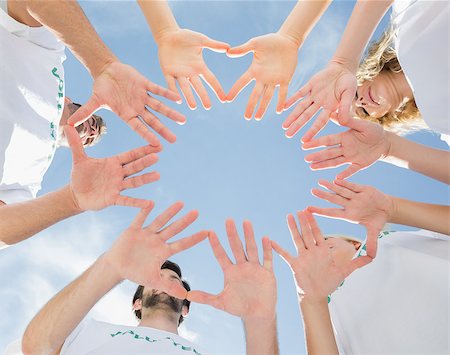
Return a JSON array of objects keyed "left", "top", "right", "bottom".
[
  {"left": 0, "top": 4, "right": 66, "bottom": 204},
  {"left": 392, "top": 0, "right": 450, "bottom": 145},
  {"left": 329, "top": 230, "right": 449, "bottom": 355},
  {"left": 61, "top": 319, "right": 207, "bottom": 355}
]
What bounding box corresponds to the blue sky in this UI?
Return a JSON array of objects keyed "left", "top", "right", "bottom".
[{"left": 1, "top": 1, "right": 449, "bottom": 353}]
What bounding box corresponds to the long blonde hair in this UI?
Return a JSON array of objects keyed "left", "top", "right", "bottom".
[{"left": 356, "top": 28, "right": 427, "bottom": 135}]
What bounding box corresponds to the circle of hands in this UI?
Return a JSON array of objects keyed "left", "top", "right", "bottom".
[{"left": 64, "top": 28, "right": 394, "bottom": 304}]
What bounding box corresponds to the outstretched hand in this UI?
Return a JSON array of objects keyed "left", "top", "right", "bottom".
[
  {"left": 105, "top": 202, "right": 208, "bottom": 299},
  {"left": 309, "top": 179, "right": 393, "bottom": 258},
  {"left": 188, "top": 220, "right": 277, "bottom": 321},
  {"left": 157, "top": 28, "right": 229, "bottom": 110},
  {"left": 226, "top": 33, "right": 299, "bottom": 120},
  {"left": 67, "top": 61, "right": 186, "bottom": 145},
  {"left": 271, "top": 210, "right": 372, "bottom": 301},
  {"left": 65, "top": 125, "right": 161, "bottom": 211},
  {"left": 302, "top": 116, "right": 390, "bottom": 179},
  {"left": 283, "top": 62, "right": 357, "bottom": 142}
]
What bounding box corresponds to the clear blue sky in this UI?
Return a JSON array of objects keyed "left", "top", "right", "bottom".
[{"left": 1, "top": 1, "right": 449, "bottom": 353}]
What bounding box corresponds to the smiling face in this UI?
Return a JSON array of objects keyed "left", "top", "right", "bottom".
[{"left": 352, "top": 70, "right": 414, "bottom": 120}]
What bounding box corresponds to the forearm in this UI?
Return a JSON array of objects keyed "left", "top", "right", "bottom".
[
  {"left": 300, "top": 297, "right": 339, "bottom": 355},
  {"left": 389, "top": 197, "right": 450, "bottom": 235},
  {"left": 25, "top": 0, "right": 117, "bottom": 77},
  {"left": 278, "top": 0, "right": 332, "bottom": 47},
  {"left": 22, "top": 254, "right": 122, "bottom": 354},
  {"left": 137, "top": 0, "right": 179, "bottom": 44},
  {"left": 383, "top": 132, "right": 450, "bottom": 184},
  {"left": 0, "top": 185, "right": 81, "bottom": 246},
  {"left": 243, "top": 315, "right": 279, "bottom": 355},
  {"left": 332, "top": 0, "right": 393, "bottom": 72}
]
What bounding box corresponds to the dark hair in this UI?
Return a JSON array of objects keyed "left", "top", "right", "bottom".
[
  {"left": 71, "top": 102, "right": 107, "bottom": 147},
  {"left": 132, "top": 260, "right": 191, "bottom": 325}
]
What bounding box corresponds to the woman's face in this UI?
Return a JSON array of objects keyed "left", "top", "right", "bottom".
[
  {"left": 325, "top": 237, "right": 361, "bottom": 267},
  {"left": 352, "top": 70, "right": 413, "bottom": 119}
]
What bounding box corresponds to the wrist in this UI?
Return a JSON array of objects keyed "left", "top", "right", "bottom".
[
  {"left": 299, "top": 293, "right": 329, "bottom": 307},
  {"left": 276, "top": 29, "right": 304, "bottom": 49},
  {"left": 101, "top": 251, "right": 126, "bottom": 285},
  {"left": 382, "top": 131, "right": 395, "bottom": 159},
  {"left": 154, "top": 25, "right": 181, "bottom": 46},
  {"left": 63, "top": 185, "right": 84, "bottom": 214},
  {"left": 330, "top": 56, "right": 358, "bottom": 74},
  {"left": 91, "top": 56, "right": 120, "bottom": 80},
  {"left": 386, "top": 195, "right": 399, "bottom": 223}
]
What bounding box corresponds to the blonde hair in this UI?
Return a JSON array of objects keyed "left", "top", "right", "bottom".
[{"left": 356, "top": 28, "right": 428, "bottom": 135}]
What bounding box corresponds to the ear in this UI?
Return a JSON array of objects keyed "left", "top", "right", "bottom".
[
  {"left": 181, "top": 305, "right": 189, "bottom": 318},
  {"left": 133, "top": 299, "right": 142, "bottom": 311}
]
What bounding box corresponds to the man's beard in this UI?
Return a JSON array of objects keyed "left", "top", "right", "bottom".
[{"left": 142, "top": 291, "right": 184, "bottom": 314}]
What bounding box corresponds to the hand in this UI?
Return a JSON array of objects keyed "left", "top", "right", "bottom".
[
  {"left": 302, "top": 116, "right": 390, "bottom": 179},
  {"left": 105, "top": 201, "right": 208, "bottom": 299},
  {"left": 65, "top": 125, "right": 161, "bottom": 211},
  {"left": 188, "top": 220, "right": 276, "bottom": 321},
  {"left": 283, "top": 62, "right": 357, "bottom": 142},
  {"left": 271, "top": 210, "right": 372, "bottom": 301},
  {"left": 227, "top": 33, "right": 299, "bottom": 120},
  {"left": 309, "top": 179, "right": 394, "bottom": 258},
  {"left": 157, "top": 28, "right": 229, "bottom": 110},
  {"left": 67, "top": 61, "right": 186, "bottom": 145}
]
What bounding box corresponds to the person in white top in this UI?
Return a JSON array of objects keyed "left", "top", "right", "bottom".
[{"left": 21, "top": 204, "right": 279, "bottom": 354}]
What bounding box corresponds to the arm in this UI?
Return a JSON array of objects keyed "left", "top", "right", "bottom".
[
  {"left": 22, "top": 202, "right": 208, "bottom": 354},
  {"left": 226, "top": 0, "right": 331, "bottom": 120},
  {"left": 188, "top": 220, "right": 279, "bottom": 355},
  {"left": 138, "top": 0, "right": 229, "bottom": 110},
  {"left": 0, "top": 126, "right": 160, "bottom": 246}
]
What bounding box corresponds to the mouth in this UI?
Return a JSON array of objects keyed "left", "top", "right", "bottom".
[{"left": 368, "top": 87, "right": 379, "bottom": 105}]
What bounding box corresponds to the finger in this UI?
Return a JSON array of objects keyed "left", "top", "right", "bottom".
[
  {"left": 226, "top": 39, "right": 253, "bottom": 58},
  {"left": 122, "top": 171, "right": 160, "bottom": 190},
  {"left": 336, "top": 164, "right": 363, "bottom": 180},
  {"left": 147, "top": 80, "right": 181, "bottom": 103},
  {"left": 209, "top": 230, "right": 233, "bottom": 270},
  {"left": 262, "top": 236, "right": 273, "bottom": 271},
  {"left": 255, "top": 85, "right": 275, "bottom": 121},
  {"left": 307, "top": 206, "right": 345, "bottom": 220},
  {"left": 302, "top": 109, "right": 332, "bottom": 143},
  {"left": 276, "top": 84, "right": 289, "bottom": 114},
  {"left": 202, "top": 36, "right": 230, "bottom": 53},
  {"left": 318, "top": 179, "right": 355, "bottom": 199},
  {"left": 67, "top": 96, "right": 100, "bottom": 127},
  {"left": 284, "top": 82, "right": 311, "bottom": 110},
  {"left": 244, "top": 82, "right": 265, "bottom": 120},
  {"left": 282, "top": 98, "right": 313, "bottom": 131},
  {"left": 130, "top": 203, "right": 154, "bottom": 229},
  {"left": 333, "top": 178, "right": 363, "bottom": 193},
  {"left": 310, "top": 156, "right": 347, "bottom": 170},
  {"left": 187, "top": 290, "right": 223, "bottom": 310},
  {"left": 226, "top": 71, "right": 253, "bottom": 102},
  {"left": 117, "top": 145, "right": 162, "bottom": 166},
  {"left": 311, "top": 188, "right": 348, "bottom": 207},
  {"left": 159, "top": 210, "right": 199, "bottom": 240},
  {"left": 190, "top": 76, "right": 212, "bottom": 110},
  {"left": 342, "top": 255, "right": 373, "bottom": 278},
  {"left": 304, "top": 211, "right": 325, "bottom": 245},
  {"left": 201, "top": 68, "right": 226, "bottom": 103},
  {"left": 64, "top": 125, "right": 87, "bottom": 164},
  {"left": 158, "top": 278, "right": 189, "bottom": 300},
  {"left": 302, "top": 133, "right": 341, "bottom": 150},
  {"left": 126, "top": 116, "right": 160, "bottom": 146},
  {"left": 243, "top": 220, "right": 259, "bottom": 263},
  {"left": 169, "top": 230, "right": 209, "bottom": 254},
  {"left": 146, "top": 95, "right": 186, "bottom": 124},
  {"left": 296, "top": 211, "right": 315, "bottom": 249},
  {"left": 305, "top": 146, "right": 343, "bottom": 163},
  {"left": 147, "top": 201, "right": 184, "bottom": 232},
  {"left": 177, "top": 77, "right": 197, "bottom": 110},
  {"left": 285, "top": 103, "right": 320, "bottom": 138},
  {"left": 140, "top": 110, "right": 176, "bottom": 144},
  {"left": 287, "top": 213, "right": 306, "bottom": 253},
  {"left": 115, "top": 195, "right": 155, "bottom": 209},
  {"left": 165, "top": 75, "right": 180, "bottom": 102},
  {"left": 226, "top": 219, "right": 247, "bottom": 263},
  {"left": 271, "top": 239, "right": 293, "bottom": 265},
  {"left": 122, "top": 153, "right": 159, "bottom": 177},
  {"left": 365, "top": 226, "right": 380, "bottom": 258},
  {"left": 337, "top": 87, "right": 356, "bottom": 123}
]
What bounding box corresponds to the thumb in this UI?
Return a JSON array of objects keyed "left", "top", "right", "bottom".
[
  {"left": 337, "top": 87, "right": 356, "bottom": 124},
  {"left": 67, "top": 96, "right": 101, "bottom": 127},
  {"left": 226, "top": 39, "right": 254, "bottom": 58},
  {"left": 64, "top": 125, "right": 87, "bottom": 164},
  {"left": 187, "top": 290, "right": 222, "bottom": 309},
  {"left": 202, "top": 36, "right": 230, "bottom": 53},
  {"left": 365, "top": 226, "right": 380, "bottom": 258}
]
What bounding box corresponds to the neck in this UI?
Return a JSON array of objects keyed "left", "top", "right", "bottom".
[{"left": 139, "top": 308, "right": 179, "bottom": 334}]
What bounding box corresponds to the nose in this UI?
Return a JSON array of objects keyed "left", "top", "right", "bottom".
[{"left": 355, "top": 95, "right": 367, "bottom": 107}]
